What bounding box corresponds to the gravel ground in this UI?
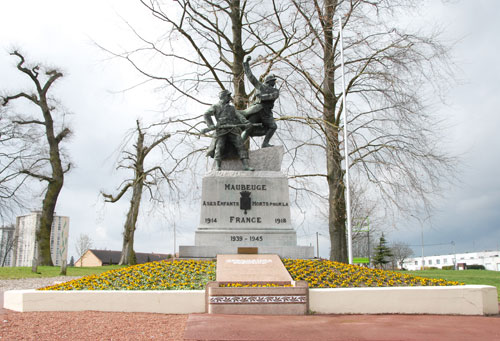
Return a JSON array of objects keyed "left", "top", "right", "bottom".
[
  {"left": 0, "top": 277, "right": 188, "bottom": 340},
  {"left": 0, "top": 276, "right": 82, "bottom": 291}
]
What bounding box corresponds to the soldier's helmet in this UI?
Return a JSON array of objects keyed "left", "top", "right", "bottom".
[
  {"left": 219, "top": 89, "right": 232, "bottom": 99},
  {"left": 264, "top": 74, "right": 277, "bottom": 84}
]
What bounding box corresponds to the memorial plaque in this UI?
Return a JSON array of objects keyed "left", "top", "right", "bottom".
[{"left": 238, "top": 247, "right": 258, "bottom": 254}]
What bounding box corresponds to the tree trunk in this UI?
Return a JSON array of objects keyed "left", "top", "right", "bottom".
[
  {"left": 119, "top": 127, "right": 145, "bottom": 266},
  {"left": 229, "top": 0, "right": 247, "bottom": 110},
  {"left": 323, "top": 0, "right": 347, "bottom": 262},
  {"left": 37, "top": 179, "right": 63, "bottom": 266},
  {"left": 119, "top": 181, "right": 143, "bottom": 265},
  {"left": 31, "top": 251, "right": 39, "bottom": 273},
  {"left": 36, "top": 101, "right": 65, "bottom": 266},
  {"left": 60, "top": 260, "right": 67, "bottom": 275}
]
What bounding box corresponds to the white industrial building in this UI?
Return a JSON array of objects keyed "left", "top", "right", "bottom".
[
  {"left": 13, "top": 211, "right": 69, "bottom": 266},
  {"left": 402, "top": 250, "right": 500, "bottom": 271},
  {"left": 0, "top": 225, "right": 16, "bottom": 267}
]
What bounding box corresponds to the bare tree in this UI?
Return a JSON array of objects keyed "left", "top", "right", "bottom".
[
  {"left": 102, "top": 120, "right": 173, "bottom": 265},
  {"left": 274, "top": 0, "right": 456, "bottom": 262},
  {"left": 75, "top": 233, "right": 93, "bottom": 267},
  {"left": 390, "top": 241, "right": 414, "bottom": 270},
  {"left": 1, "top": 50, "right": 72, "bottom": 268}
]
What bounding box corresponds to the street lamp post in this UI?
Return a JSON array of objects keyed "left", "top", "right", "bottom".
[
  {"left": 316, "top": 232, "right": 319, "bottom": 258},
  {"left": 337, "top": 15, "right": 353, "bottom": 265},
  {"left": 452, "top": 241, "right": 456, "bottom": 270},
  {"left": 411, "top": 214, "right": 425, "bottom": 270},
  {"left": 421, "top": 223, "right": 424, "bottom": 270}
]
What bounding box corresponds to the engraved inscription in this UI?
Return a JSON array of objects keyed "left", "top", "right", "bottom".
[
  {"left": 230, "top": 235, "right": 263, "bottom": 242},
  {"left": 225, "top": 259, "right": 272, "bottom": 264},
  {"left": 230, "top": 216, "right": 262, "bottom": 223},
  {"left": 225, "top": 184, "right": 267, "bottom": 191}
]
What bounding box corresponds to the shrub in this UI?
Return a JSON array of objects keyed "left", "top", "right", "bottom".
[
  {"left": 441, "top": 265, "right": 455, "bottom": 270},
  {"left": 467, "top": 264, "right": 485, "bottom": 270}
]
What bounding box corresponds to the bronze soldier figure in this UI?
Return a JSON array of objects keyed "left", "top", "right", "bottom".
[
  {"left": 204, "top": 90, "right": 254, "bottom": 171},
  {"left": 241, "top": 56, "right": 279, "bottom": 148}
]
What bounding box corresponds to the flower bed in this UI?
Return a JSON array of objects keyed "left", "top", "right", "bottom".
[
  {"left": 282, "top": 259, "right": 464, "bottom": 288},
  {"left": 39, "top": 259, "right": 215, "bottom": 291},
  {"left": 39, "top": 258, "right": 462, "bottom": 291}
]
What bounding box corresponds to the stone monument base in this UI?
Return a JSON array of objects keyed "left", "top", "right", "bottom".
[
  {"left": 178, "top": 145, "right": 314, "bottom": 260},
  {"left": 179, "top": 245, "right": 313, "bottom": 259}
]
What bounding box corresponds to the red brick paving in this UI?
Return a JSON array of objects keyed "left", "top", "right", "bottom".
[{"left": 183, "top": 312, "right": 500, "bottom": 341}]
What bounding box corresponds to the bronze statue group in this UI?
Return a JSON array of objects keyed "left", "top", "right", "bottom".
[{"left": 203, "top": 56, "right": 279, "bottom": 171}]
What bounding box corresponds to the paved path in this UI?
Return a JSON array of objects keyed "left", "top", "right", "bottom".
[{"left": 184, "top": 312, "right": 500, "bottom": 340}]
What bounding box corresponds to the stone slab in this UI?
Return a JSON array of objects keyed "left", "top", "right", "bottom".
[
  {"left": 218, "top": 145, "right": 284, "bottom": 171},
  {"left": 216, "top": 254, "right": 292, "bottom": 283},
  {"left": 179, "top": 245, "right": 314, "bottom": 259},
  {"left": 3, "top": 289, "right": 205, "bottom": 313},
  {"left": 309, "top": 285, "right": 499, "bottom": 315}
]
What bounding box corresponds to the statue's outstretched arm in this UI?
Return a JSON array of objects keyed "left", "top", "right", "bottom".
[{"left": 243, "top": 56, "right": 261, "bottom": 89}]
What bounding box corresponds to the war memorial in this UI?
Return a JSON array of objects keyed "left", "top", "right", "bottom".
[{"left": 179, "top": 56, "right": 314, "bottom": 260}]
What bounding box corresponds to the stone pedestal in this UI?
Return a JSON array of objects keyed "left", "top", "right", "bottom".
[
  {"left": 179, "top": 146, "right": 314, "bottom": 259},
  {"left": 205, "top": 254, "right": 309, "bottom": 315}
]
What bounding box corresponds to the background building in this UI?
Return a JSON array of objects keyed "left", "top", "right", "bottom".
[
  {"left": 0, "top": 225, "right": 16, "bottom": 267},
  {"left": 75, "top": 249, "right": 171, "bottom": 267},
  {"left": 401, "top": 250, "right": 500, "bottom": 271},
  {"left": 13, "top": 211, "right": 69, "bottom": 266}
]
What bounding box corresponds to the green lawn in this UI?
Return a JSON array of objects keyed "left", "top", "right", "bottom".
[
  {"left": 0, "top": 265, "right": 125, "bottom": 279},
  {"left": 403, "top": 269, "right": 500, "bottom": 301}
]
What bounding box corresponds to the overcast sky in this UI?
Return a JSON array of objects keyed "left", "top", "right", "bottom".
[{"left": 1, "top": 0, "right": 499, "bottom": 261}]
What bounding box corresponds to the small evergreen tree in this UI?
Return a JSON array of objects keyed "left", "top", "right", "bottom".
[
  {"left": 69, "top": 256, "right": 75, "bottom": 267},
  {"left": 373, "top": 234, "right": 393, "bottom": 269}
]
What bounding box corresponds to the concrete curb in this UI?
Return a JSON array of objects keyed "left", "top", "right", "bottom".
[
  {"left": 4, "top": 290, "right": 206, "bottom": 314},
  {"left": 309, "top": 285, "right": 499, "bottom": 315},
  {"left": 4, "top": 285, "right": 498, "bottom": 315}
]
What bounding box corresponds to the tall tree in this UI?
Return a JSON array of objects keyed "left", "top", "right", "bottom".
[
  {"left": 1, "top": 51, "right": 72, "bottom": 267},
  {"left": 277, "top": 0, "right": 456, "bottom": 262},
  {"left": 102, "top": 120, "right": 171, "bottom": 265}
]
